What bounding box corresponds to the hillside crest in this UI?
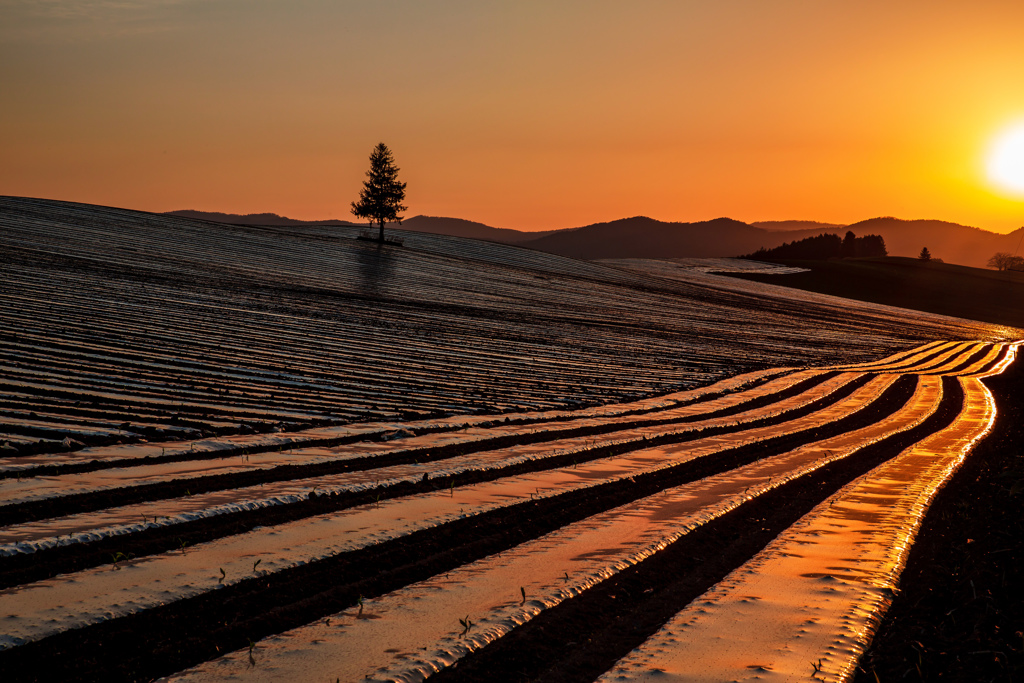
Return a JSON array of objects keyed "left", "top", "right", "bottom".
[{"left": 161, "top": 208, "right": 1021, "bottom": 269}]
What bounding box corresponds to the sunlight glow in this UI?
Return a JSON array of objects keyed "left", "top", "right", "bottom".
[{"left": 988, "top": 122, "right": 1024, "bottom": 195}]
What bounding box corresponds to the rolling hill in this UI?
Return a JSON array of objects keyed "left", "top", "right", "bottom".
[
  {"left": 729, "top": 256, "right": 1024, "bottom": 329},
  {"left": 838, "top": 217, "right": 1024, "bottom": 269},
  {"left": 2, "top": 196, "right": 1021, "bottom": 682},
  {"left": 165, "top": 210, "right": 1024, "bottom": 269},
  {"left": 398, "top": 215, "right": 557, "bottom": 242},
  {"left": 165, "top": 209, "right": 357, "bottom": 226},
  {"left": 517, "top": 216, "right": 1024, "bottom": 269},
  {"left": 164, "top": 210, "right": 548, "bottom": 243},
  {"left": 516, "top": 216, "right": 765, "bottom": 260},
  {"left": 750, "top": 220, "right": 844, "bottom": 231}
]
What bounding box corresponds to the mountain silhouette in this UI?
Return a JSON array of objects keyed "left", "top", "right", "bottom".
[
  {"left": 750, "top": 220, "right": 843, "bottom": 232},
  {"left": 836, "top": 217, "right": 1023, "bottom": 270},
  {"left": 518, "top": 216, "right": 1023, "bottom": 268},
  {"left": 165, "top": 210, "right": 1023, "bottom": 269},
  {"left": 517, "top": 216, "right": 764, "bottom": 260},
  {"left": 399, "top": 216, "right": 556, "bottom": 243},
  {"left": 165, "top": 210, "right": 357, "bottom": 226},
  {"left": 164, "top": 211, "right": 548, "bottom": 243}
]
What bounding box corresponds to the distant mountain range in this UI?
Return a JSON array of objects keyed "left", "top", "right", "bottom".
[
  {"left": 166, "top": 210, "right": 1023, "bottom": 269},
  {"left": 516, "top": 216, "right": 1024, "bottom": 269},
  {"left": 400, "top": 216, "right": 559, "bottom": 243},
  {"left": 517, "top": 216, "right": 767, "bottom": 260},
  {"left": 166, "top": 210, "right": 357, "bottom": 227},
  {"left": 750, "top": 220, "right": 844, "bottom": 232},
  {"left": 165, "top": 210, "right": 556, "bottom": 243}
]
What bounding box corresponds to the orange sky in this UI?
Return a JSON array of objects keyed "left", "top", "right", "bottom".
[{"left": 3, "top": 1, "right": 1024, "bottom": 232}]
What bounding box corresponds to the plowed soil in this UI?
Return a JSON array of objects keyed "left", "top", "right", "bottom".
[{"left": 855, "top": 358, "right": 1024, "bottom": 682}]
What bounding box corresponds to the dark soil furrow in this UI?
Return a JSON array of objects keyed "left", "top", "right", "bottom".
[
  {"left": 970, "top": 342, "right": 1012, "bottom": 375},
  {"left": 923, "top": 343, "right": 1002, "bottom": 376},
  {"left": 854, "top": 356, "right": 1024, "bottom": 682},
  {"left": 0, "top": 372, "right": 846, "bottom": 524},
  {"left": 0, "top": 375, "right": 920, "bottom": 682},
  {"left": 839, "top": 341, "right": 956, "bottom": 373},
  {"left": 0, "top": 368, "right": 793, "bottom": 479},
  {"left": 0, "top": 373, "right": 879, "bottom": 587},
  {"left": 429, "top": 376, "right": 966, "bottom": 683}
]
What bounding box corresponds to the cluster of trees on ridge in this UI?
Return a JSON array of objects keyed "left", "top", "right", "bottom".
[
  {"left": 742, "top": 232, "right": 1024, "bottom": 272},
  {"left": 988, "top": 252, "right": 1024, "bottom": 271},
  {"left": 741, "top": 231, "right": 887, "bottom": 261}
]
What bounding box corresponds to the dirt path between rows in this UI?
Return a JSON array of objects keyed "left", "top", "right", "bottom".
[
  {"left": 429, "top": 377, "right": 965, "bottom": 683},
  {"left": 855, "top": 359, "right": 1024, "bottom": 682},
  {"left": 0, "top": 372, "right": 863, "bottom": 589},
  {"left": 0, "top": 376, "right": 923, "bottom": 682}
]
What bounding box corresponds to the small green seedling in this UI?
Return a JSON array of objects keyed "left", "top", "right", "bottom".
[
  {"left": 111, "top": 551, "right": 132, "bottom": 570},
  {"left": 248, "top": 639, "right": 257, "bottom": 668},
  {"left": 253, "top": 559, "right": 261, "bottom": 573},
  {"left": 219, "top": 567, "right": 226, "bottom": 584},
  {"left": 520, "top": 586, "right": 526, "bottom": 605},
  {"left": 357, "top": 595, "right": 364, "bottom": 616},
  {"left": 459, "top": 615, "right": 473, "bottom": 636}
]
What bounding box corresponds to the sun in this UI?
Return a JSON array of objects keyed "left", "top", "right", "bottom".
[{"left": 987, "top": 122, "right": 1024, "bottom": 195}]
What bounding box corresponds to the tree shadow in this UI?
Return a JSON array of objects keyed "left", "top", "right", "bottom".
[{"left": 355, "top": 242, "right": 397, "bottom": 299}]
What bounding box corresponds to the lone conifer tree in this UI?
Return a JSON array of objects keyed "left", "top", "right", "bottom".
[
  {"left": 919, "top": 246, "right": 932, "bottom": 262},
  {"left": 351, "top": 143, "right": 407, "bottom": 243}
]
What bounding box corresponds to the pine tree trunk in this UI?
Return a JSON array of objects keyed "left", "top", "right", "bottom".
[{"left": 378, "top": 219, "right": 384, "bottom": 243}]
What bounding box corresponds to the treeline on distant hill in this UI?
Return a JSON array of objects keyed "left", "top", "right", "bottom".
[{"left": 742, "top": 231, "right": 887, "bottom": 260}]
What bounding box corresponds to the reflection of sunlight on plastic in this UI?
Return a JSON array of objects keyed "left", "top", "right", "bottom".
[
  {"left": 597, "top": 343, "right": 1019, "bottom": 683},
  {"left": 988, "top": 122, "right": 1024, "bottom": 195},
  {"left": 161, "top": 344, "right": 987, "bottom": 682}
]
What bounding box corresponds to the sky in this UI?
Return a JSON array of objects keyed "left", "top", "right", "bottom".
[{"left": 3, "top": 0, "right": 1024, "bottom": 232}]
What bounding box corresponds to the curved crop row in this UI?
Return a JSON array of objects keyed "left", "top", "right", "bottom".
[{"left": 0, "top": 342, "right": 1011, "bottom": 683}]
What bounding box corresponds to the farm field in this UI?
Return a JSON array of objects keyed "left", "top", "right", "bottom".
[
  {"left": 729, "top": 256, "right": 1024, "bottom": 330},
  {"left": 1, "top": 197, "right": 1022, "bottom": 681}
]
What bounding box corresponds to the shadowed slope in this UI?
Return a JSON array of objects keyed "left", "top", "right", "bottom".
[{"left": 732, "top": 257, "right": 1024, "bottom": 330}]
